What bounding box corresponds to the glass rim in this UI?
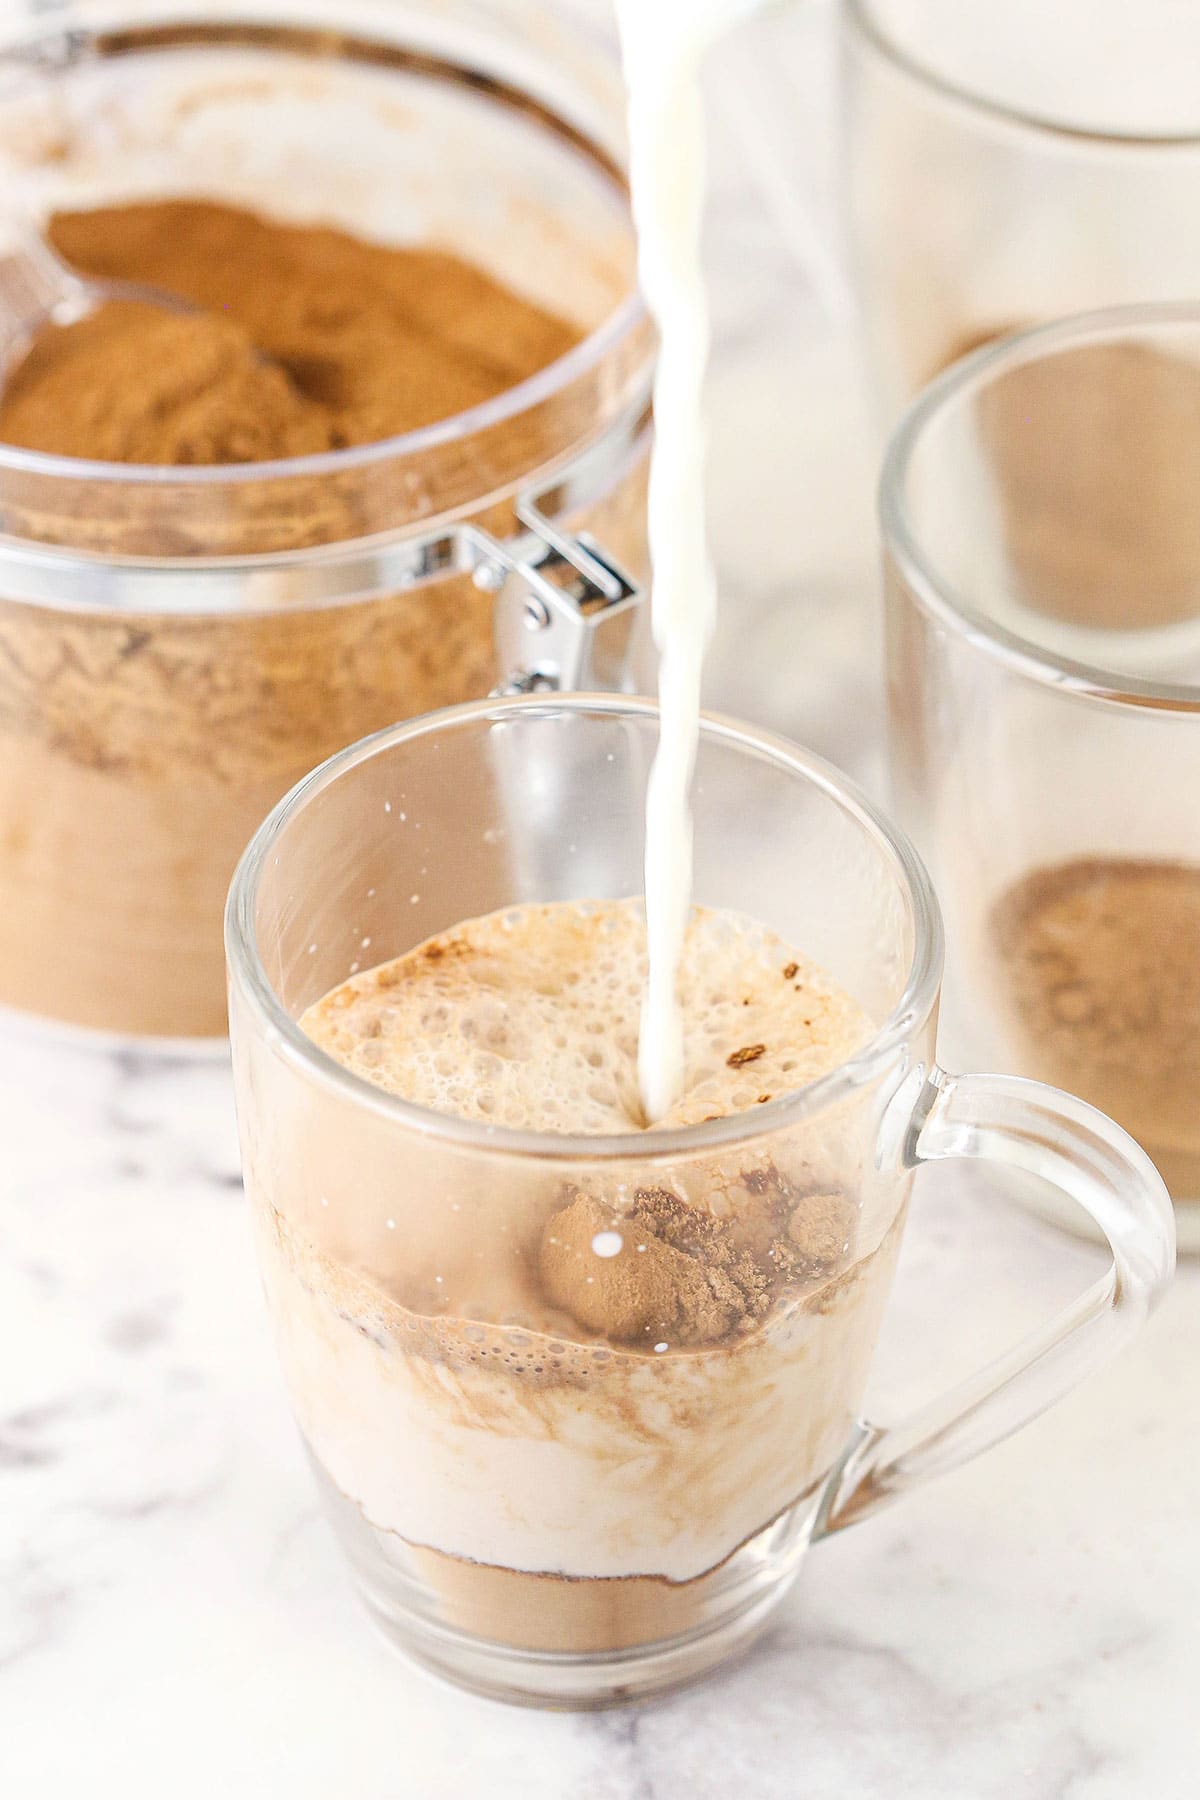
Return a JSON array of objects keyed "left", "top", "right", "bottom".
[
  {"left": 880, "top": 300, "right": 1200, "bottom": 713},
  {"left": 225, "top": 693, "right": 944, "bottom": 1164},
  {"left": 0, "top": 290, "right": 647, "bottom": 492},
  {"left": 844, "top": 0, "right": 1200, "bottom": 147}
]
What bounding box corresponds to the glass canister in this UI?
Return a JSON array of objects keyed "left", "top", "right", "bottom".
[{"left": 0, "top": 0, "right": 652, "bottom": 1039}]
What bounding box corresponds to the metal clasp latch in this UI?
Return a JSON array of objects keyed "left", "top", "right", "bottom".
[{"left": 468, "top": 487, "right": 643, "bottom": 696}]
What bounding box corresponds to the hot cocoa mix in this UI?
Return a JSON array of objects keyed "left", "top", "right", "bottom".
[
  {"left": 932, "top": 326, "right": 1200, "bottom": 631},
  {"left": 252, "top": 900, "right": 905, "bottom": 1655},
  {"left": 992, "top": 857, "right": 1200, "bottom": 1196},
  {"left": 0, "top": 200, "right": 619, "bottom": 1036},
  {"left": 0, "top": 201, "right": 580, "bottom": 462}
]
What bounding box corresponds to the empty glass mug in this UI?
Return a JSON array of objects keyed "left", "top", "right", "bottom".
[
  {"left": 883, "top": 305, "right": 1200, "bottom": 1247},
  {"left": 842, "top": 0, "right": 1200, "bottom": 412},
  {"left": 226, "top": 694, "right": 1174, "bottom": 1707}
]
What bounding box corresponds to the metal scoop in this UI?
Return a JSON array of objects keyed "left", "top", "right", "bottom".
[{"left": 0, "top": 218, "right": 199, "bottom": 378}]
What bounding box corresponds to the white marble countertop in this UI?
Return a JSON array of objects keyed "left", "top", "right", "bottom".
[
  {"left": 4, "top": 1026, "right": 1196, "bottom": 1798},
  {"left": 3, "top": 3, "right": 1198, "bottom": 1795}
]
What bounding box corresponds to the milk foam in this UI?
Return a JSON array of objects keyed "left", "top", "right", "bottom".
[{"left": 300, "top": 899, "right": 870, "bottom": 1135}]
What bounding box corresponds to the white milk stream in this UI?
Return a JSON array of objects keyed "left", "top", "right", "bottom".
[{"left": 616, "top": 1, "right": 731, "bottom": 1123}]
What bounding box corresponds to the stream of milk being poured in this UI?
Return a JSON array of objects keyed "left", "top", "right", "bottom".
[{"left": 616, "top": 1, "right": 722, "bottom": 1124}]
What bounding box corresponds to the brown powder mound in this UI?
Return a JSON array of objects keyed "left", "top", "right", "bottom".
[
  {"left": 734, "top": 1168, "right": 857, "bottom": 1292},
  {"left": 538, "top": 1179, "right": 858, "bottom": 1349},
  {"left": 992, "top": 856, "right": 1200, "bottom": 1196},
  {"left": 0, "top": 199, "right": 581, "bottom": 464},
  {"left": 539, "top": 1189, "right": 771, "bottom": 1347},
  {"left": 933, "top": 330, "right": 1200, "bottom": 632},
  {"left": 0, "top": 301, "right": 334, "bottom": 464},
  {"left": 786, "top": 1190, "right": 856, "bottom": 1273}
]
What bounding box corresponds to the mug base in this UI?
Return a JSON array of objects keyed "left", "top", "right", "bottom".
[
  {"left": 361, "top": 1573, "right": 795, "bottom": 1709},
  {"left": 311, "top": 1456, "right": 821, "bottom": 1708}
]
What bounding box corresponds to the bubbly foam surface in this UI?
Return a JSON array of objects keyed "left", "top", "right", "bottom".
[{"left": 300, "top": 899, "right": 871, "bottom": 1134}]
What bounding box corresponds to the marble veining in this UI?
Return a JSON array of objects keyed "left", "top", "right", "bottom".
[{"left": 3, "top": 983, "right": 1197, "bottom": 1799}]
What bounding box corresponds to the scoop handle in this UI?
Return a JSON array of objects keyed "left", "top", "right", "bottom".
[{"left": 0, "top": 217, "right": 86, "bottom": 359}]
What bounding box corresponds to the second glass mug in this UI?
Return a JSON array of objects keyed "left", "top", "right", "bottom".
[
  {"left": 881, "top": 304, "right": 1200, "bottom": 1250},
  {"left": 841, "top": 0, "right": 1200, "bottom": 412},
  {"left": 226, "top": 695, "right": 1174, "bottom": 1708}
]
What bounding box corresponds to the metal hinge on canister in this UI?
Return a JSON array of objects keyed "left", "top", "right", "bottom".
[{"left": 471, "top": 489, "right": 643, "bottom": 697}]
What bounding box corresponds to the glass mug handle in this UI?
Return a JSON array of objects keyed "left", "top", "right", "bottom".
[{"left": 817, "top": 1067, "right": 1176, "bottom": 1535}]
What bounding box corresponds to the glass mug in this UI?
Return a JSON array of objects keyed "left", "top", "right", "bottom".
[
  {"left": 0, "top": 0, "right": 649, "bottom": 1040},
  {"left": 226, "top": 695, "right": 1173, "bottom": 1708},
  {"left": 842, "top": 0, "right": 1200, "bottom": 413},
  {"left": 882, "top": 305, "right": 1200, "bottom": 1248}
]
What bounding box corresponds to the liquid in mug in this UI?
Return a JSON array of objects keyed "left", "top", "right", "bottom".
[{"left": 256, "top": 899, "right": 906, "bottom": 1652}]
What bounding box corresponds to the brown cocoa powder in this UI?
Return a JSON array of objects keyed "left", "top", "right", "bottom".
[
  {"left": 540, "top": 1188, "right": 772, "bottom": 1347},
  {"left": 0, "top": 587, "right": 499, "bottom": 1033},
  {"left": 0, "top": 201, "right": 648, "bottom": 1036},
  {"left": 992, "top": 857, "right": 1200, "bottom": 1196},
  {"left": 0, "top": 300, "right": 334, "bottom": 464},
  {"left": 538, "top": 1181, "right": 857, "bottom": 1348},
  {"left": 0, "top": 201, "right": 580, "bottom": 462},
  {"left": 934, "top": 326, "right": 1200, "bottom": 631}
]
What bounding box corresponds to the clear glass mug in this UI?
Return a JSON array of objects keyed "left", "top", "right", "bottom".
[
  {"left": 883, "top": 305, "right": 1200, "bottom": 1248},
  {"left": 0, "top": 0, "right": 650, "bottom": 1040},
  {"left": 225, "top": 694, "right": 1174, "bottom": 1708},
  {"left": 842, "top": 0, "right": 1200, "bottom": 412}
]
